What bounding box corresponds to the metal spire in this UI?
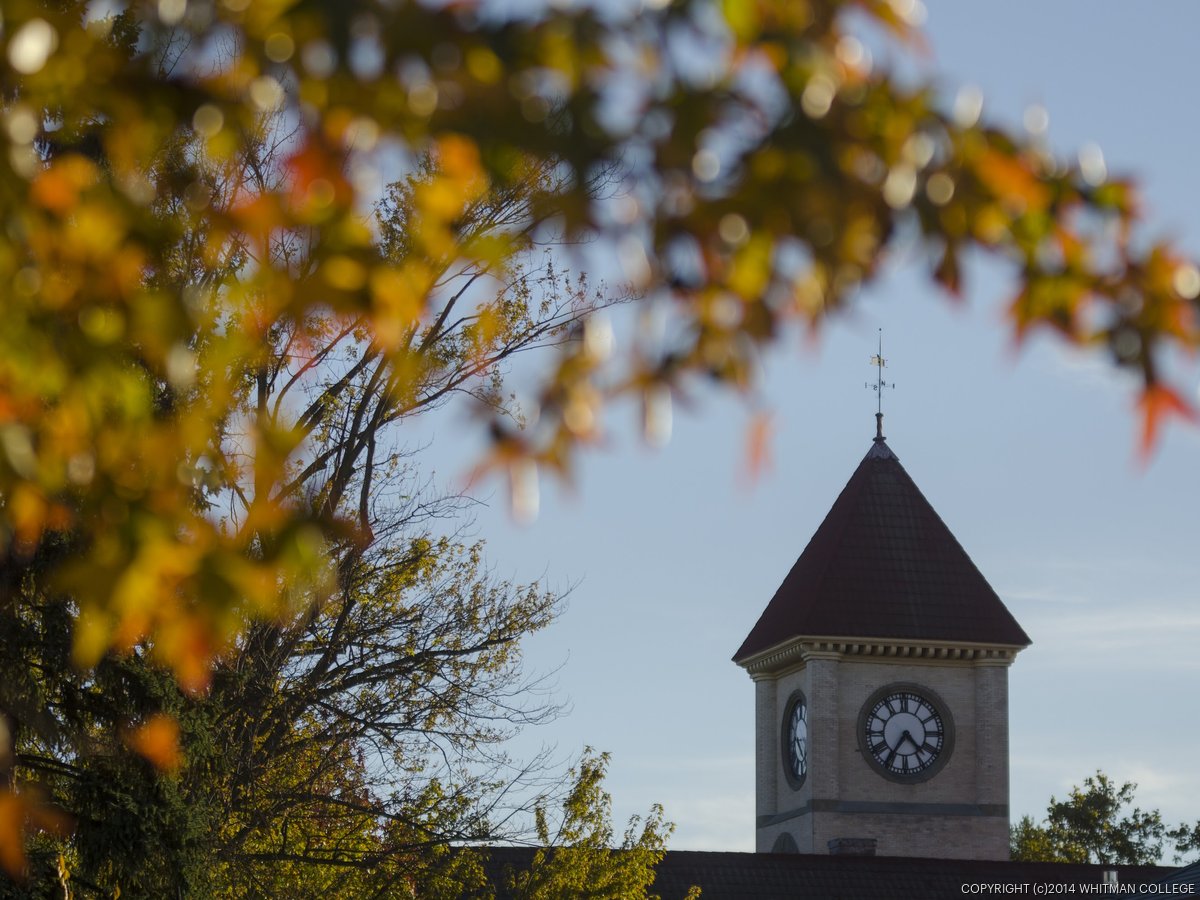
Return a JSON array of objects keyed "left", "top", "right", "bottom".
[{"left": 866, "top": 329, "right": 893, "bottom": 442}]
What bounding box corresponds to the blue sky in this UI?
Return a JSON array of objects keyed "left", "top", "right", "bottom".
[{"left": 419, "top": 1, "right": 1200, "bottom": 854}]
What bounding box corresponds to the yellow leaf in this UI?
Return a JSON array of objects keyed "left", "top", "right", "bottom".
[
  {"left": 728, "top": 235, "right": 772, "bottom": 300},
  {"left": 416, "top": 179, "right": 468, "bottom": 222},
  {"left": 69, "top": 204, "right": 126, "bottom": 258},
  {"left": 72, "top": 605, "right": 112, "bottom": 669},
  {"left": 723, "top": 0, "right": 760, "bottom": 41},
  {"left": 322, "top": 256, "right": 367, "bottom": 291},
  {"left": 9, "top": 484, "right": 49, "bottom": 545},
  {"left": 370, "top": 265, "right": 427, "bottom": 349},
  {"left": 466, "top": 47, "right": 502, "bottom": 84}
]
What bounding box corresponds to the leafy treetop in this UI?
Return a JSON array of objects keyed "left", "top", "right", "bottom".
[{"left": 1011, "top": 771, "right": 1200, "bottom": 866}]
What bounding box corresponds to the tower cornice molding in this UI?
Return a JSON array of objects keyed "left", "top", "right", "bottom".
[{"left": 736, "top": 635, "right": 1023, "bottom": 677}]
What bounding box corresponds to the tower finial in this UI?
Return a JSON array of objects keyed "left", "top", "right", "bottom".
[{"left": 866, "top": 328, "right": 893, "bottom": 442}]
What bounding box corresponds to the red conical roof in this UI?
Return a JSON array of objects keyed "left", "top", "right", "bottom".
[{"left": 733, "top": 439, "right": 1030, "bottom": 664}]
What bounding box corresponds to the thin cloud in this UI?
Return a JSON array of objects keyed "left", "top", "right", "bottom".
[
  {"left": 1000, "top": 585, "right": 1092, "bottom": 605},
  {"left": 627, "top": 753, "right": 751, "bottom": 772},
  {"left": 1039, "top": 346, "right": 1136, "bottom": 395},
  {"left": 657, "top": 791, "right": 755, "bottom": 852}
]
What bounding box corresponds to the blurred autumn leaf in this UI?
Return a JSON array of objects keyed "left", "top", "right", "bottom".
[
  {"left": 123, "top": 714, "right": 182, "bottom": 773},
  {"left": 0, "top": 0, "right": 1197, "bottom": 878}
]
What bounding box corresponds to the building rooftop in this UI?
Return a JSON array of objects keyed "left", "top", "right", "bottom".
[
  {"left": 734, "top": 437, "right": 1031, "bottom": 664},
  {"left": 481, "top": 847, "right": 1177, "bottom": 899},
  {"left": 650, "top": 851, "right": 1175, "bottom": 899}
]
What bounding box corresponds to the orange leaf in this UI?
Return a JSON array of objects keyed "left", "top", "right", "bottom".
[
  {"left": 0, "top": 791, "right": 26, "bottom": 877},
  {"left": 1136, "top": 384, "right": 1196, "bottom": 460},
  {"left": 974, "top": 149, "right": 1050, "bottom": 215},
  {"left": 29, "top": 156, "right": 98, "bottom": 214},
  {"left": 0, "top": 788, "right": 71, "bottom": 877},
  {"left": 436, "top": 133, "right": 482, "bottom": 182},
  {"left": 743, "top": 411, "right": 774, "bottom": 483},
  {"left": 285, "top": 135, "right": 352, "bottom": 213},
  {"left": 934, "top": 246, "right": 961, "bottom": 297},
  {"left": 230, "top": 192, "right": 283, "bottom": 245},
  {"left": 125, "top": 714, "right": 182, "bottom": 771}
]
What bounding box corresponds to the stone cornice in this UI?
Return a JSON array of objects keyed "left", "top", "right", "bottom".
[
  {"left": 738, "top": 635, "right": 1023, "bottom": 677},
  {"left": 756, "top": 800, "right": 1010, "bottom": 826}
]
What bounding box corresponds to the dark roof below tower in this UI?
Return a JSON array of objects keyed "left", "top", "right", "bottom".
[
  {"left": 734, "top": 438, "right": 1030, "bottom": 663},
  {"left": 480, "top": 848, "right": 1175, "bottom": 899},
  {"left": 651, "top": 852, "right": 1172, "bottom": 900}
]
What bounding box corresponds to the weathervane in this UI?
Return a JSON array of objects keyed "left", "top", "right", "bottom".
[{"left": 866, "top": 328, "right": 893, "bottom": 442}]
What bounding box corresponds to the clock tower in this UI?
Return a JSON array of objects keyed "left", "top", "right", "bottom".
[{"left": 733, "top": 425, "right": 1030, "bottom": 860}]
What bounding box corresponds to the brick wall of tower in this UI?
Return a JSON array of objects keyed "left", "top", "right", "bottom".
[{"left": 754, "top": 652, "right": 1012, "bottom": 861}]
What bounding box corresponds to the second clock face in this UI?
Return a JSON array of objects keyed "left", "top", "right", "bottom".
[
  {"left": 787, "top": 697, "right": 808, "bottom": 782},
  {"left": 861, "top": 688, "right": 948, "bottom": 780}
]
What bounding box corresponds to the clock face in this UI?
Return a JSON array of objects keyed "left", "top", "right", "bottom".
[
  {"left": 781, "top": 691, "right": 808, "bottom": 788},
  {"left": 860, "top": 687, "right": 951, "bottom": 781}
]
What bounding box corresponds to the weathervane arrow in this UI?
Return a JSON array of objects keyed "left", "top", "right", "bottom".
[{"left": 866, "top": 328, "right": 894, "bottom": 441}]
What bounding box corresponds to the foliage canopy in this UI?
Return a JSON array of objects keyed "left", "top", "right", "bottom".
[{"left": 1011, "top": 772, "right": 1200, "bottom": 866}]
